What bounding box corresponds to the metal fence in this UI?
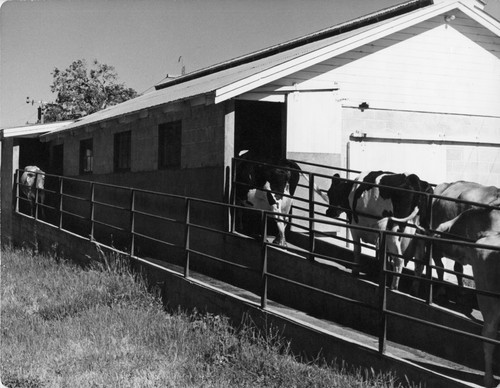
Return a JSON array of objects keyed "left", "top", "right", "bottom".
[{"left": 14, "top": 166, "right": 500, "bottom": 363}]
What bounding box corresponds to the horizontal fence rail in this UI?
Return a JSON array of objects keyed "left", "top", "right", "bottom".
[{"left": 14, "top": 167, "right": 500, "bottom": 367}]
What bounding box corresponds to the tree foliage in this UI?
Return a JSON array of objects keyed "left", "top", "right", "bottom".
[{"left": 44, "top": 59, "right": 138, "bottom": 122}]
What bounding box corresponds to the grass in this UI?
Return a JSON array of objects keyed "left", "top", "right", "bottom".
[{"left": 1, "top": 246, "right": 416, "bottom": 388}]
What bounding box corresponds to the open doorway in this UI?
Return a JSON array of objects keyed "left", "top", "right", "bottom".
[{"left": 234, "top": 100, "right": 285, "bottom": 159}]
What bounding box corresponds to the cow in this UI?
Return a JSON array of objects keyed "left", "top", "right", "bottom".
[
  {"left": 233, "top": 152, "right": 301, "bottom": 246},
  {"left": 433, "top": 208, "right": 500, "bottom": 388},
  {"left": 325, "top": 171, "right": 433, "bottom": 284},
  {"left": 429, "top": 181, "right": 500, "bottom": 288},
  {"left": 19, "top": 166, "right": 45, "bottom": 217},
  {"left": 375, "top": 206, "right": 422, "bottom": 290},
  {"left": 407, "top": 181, "right": 500, "bottom": 300}
]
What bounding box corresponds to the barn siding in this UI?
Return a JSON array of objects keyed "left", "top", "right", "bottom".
[
  {"left": 267, "top": 12, "right": 500, "bottom": 117},
  {"left": 343, "top": 108, "right": 500, "bottom": 186},
  {"left": 250, "top": 10, "right": 500, "bottom": 185}
]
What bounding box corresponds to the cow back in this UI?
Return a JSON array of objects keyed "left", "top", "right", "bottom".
[
  {"left": 348, "top": 171, "right": 432, "bottom": 226},
  {"left": 432, "top": 181, "right": 500, "bottom": 228}
]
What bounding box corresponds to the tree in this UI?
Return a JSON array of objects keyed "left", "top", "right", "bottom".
[{"left": 44, "top": 59, "right": 138, "bottom": 122}]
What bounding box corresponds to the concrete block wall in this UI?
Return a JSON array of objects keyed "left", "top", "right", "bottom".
[
  {"left": 59, "top": 102, "right": 227, "bottom": 177},
  {"left": 341, "top": 108, "right": 500, "bottom": 186},
  {"left": 446, "top": 145, "right": 500, "bottom": 187}
]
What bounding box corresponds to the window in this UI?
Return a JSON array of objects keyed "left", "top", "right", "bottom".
[
  {"left": 114, "top": 131, "right": 131, "bottom": 172},
  {"left": 79, "top": 138, "right": 93, "bottom": 174},
  {"left": 158, "top": 121, "right": 181, "bottom": 169}
]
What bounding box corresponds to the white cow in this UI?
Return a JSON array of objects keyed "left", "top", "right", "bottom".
[{"left": 20, "top": 166, "right": 45, "bottom": 217}]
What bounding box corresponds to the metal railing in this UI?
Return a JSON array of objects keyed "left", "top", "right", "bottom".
[{"left": 14, "top": 167, "right": 500, "bottom": 363}]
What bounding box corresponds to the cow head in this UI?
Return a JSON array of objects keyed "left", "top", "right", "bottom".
[
  {"left": 325, "top": 173, "right": 352, "bottom": 220},
  {"left": 21, "top": 166, "right": 45, "bottom": 197}
]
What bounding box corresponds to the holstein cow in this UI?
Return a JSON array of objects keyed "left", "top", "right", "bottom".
[
  {"left": 234, "top": 152, "right": 300, "bottom": 246},
  {"left": 375, "top": 206, "right": 422, "bottom": 289},
  {"left": 325, "top": 171, "right": 433, "bottom": 287},
  {"left": 426, "top": 181, "right": 500, "bottom": 290},
  {"left": 20, "top": 166, "right": 45, "bottom": 217},
  {"left": 434, "top": 208, "right": 500, "bottom": 388}
]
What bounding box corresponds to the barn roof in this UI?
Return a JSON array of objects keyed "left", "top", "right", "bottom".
[
  {"left": 0, "top": 121, "right": 74, "bottom": 139},
  {"left": 40, "top": 0, "right": 499, "bottom": 141}
]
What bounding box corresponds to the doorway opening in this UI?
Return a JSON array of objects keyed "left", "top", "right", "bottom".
[{"left": 234, "top": 100, "right": 285, "bottom": 159}]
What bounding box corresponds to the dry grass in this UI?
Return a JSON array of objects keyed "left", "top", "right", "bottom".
[{"left": 1, "top": 247, "right": 417, "bottom": 388}]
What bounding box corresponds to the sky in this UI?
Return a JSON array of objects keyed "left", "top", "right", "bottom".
[{"left": 1, "top": 0, "right": 500, "bottom": 129}]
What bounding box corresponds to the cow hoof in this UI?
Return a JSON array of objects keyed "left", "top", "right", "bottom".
[{"left": 272, "top": 237, "right": 287, "bottom": 247}]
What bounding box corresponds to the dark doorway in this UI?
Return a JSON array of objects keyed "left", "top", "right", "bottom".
[
  {"left": 234, "top": 100, "right": 284, "bottom": 159},
  {"left": 16, "top": 138, "right": 50, "bottom": 171},
  {"left": 51, "top": 144, "right": 64, "bottom": 176}
]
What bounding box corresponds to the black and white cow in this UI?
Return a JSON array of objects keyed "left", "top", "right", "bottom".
[
  {"left": 20, "top": 166, "right": 45, "bottom": 217},
  {"left": 325, "top": 171, "right": 433, "bottom": 287},
  {"left": 234, "top": 152, "right": 300, "bottom": 246}
]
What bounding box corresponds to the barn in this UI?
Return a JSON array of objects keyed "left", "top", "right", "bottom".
[
  {"left": 2, "top": 0, "right": 499, "bottom": 243},
  {"left": 2, "top": 2, "right": 500, "bottom": 383},
  {"left": 0, "top": 121, "right": 73, "bottom": 245},
  {"left": 37, "top": 0, "right": 499, "bottom": 186}
]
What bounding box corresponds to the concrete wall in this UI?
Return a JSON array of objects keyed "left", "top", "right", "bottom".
[
  {"left": 57, "top": 102, "right": 228, "bottom": 177},
  {"left": 342, "top": 108, "right": 500, "bottom": 186},
  {"left": 1, "top": 138, "right": 14, "bottom": 245},
  {"left": 41, "top": 101, "right": 234, "bottom": 245}
]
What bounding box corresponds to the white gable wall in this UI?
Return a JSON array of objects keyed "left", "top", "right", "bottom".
[
  {"left": 269, "top": 12, "right": 500, "bottom": 116},
  {"left": 255, "top": 11, "right": 500, "bottom": 186}
]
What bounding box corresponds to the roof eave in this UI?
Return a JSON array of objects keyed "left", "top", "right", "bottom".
[{"left": 214, "top": 0, "right": 471, "bottom": 103}]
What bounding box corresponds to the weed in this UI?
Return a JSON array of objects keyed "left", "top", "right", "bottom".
[{"left": 1, "top": 247, "right": 418, "bottom": 387}]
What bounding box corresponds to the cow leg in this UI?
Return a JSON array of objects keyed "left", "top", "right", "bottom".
[
  {"left": 477, "top": 298, "right": 500, "bottom": 388},
  {"left": 272, "top": 216, "right": 287, "bottom": 246},
  {"left": 387, "top": 236, "right": 403, "bottom": 290},
  {"left": 410, "top": 241, "right": 425, "bottom": 296},
  {"left": 454, "top": 261, "right": 464, "bottom": 288},
  {"left": 351, "top": 231, "right": 362, "bottom": 275},
  {"left": 432, "top": 245, "right": 449, "bottom": 302},
  {"left": 482, "top": 320, "right": 499, "bottom": 388}
]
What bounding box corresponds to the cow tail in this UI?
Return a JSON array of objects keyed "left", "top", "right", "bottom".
[{"left": 300, "top": 173, "right": 330, "bottom": 204}]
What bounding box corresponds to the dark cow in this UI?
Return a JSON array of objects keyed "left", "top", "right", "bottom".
[
  {"left": 325, "top": 171, "right": 433, "bottom": 284},
  {"left": 20, "top": 166, "right": 45, "bottom": 217},
  {"left": 434, "top": 208, "right": 500, "bottom": 388},
  {"left": 234, "top": 152, "right": 300, "bottom": 246},
  {"left": 427, "top": 181, "right": 500, "bottom": 289}
]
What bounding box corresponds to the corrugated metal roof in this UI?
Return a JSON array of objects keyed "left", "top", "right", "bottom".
[
  {"left": 155, "top": 0, "right": 433, "bottom": 90},
  {"left": 41, "top": 0, "right": 495, "bottom": 140}
]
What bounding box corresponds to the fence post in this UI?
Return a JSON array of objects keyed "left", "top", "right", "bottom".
[
  {"left": 424, "top": 193, "right": 434, "bottom": 305},
  {"left": 229, "top": 158, "right": 241, "bottom": 233},
  {"left": 129, "top": 189, "right": 136, "bottom": 258},
  {"left": 89, "top": 182, "right": 95, "bottom": 241},
  {"left": 261, "top": 211, "right": 268, "bottom": 309},
  {"left": 378, "top": 230, "right": 388, "bottom": 355},
  {"left": 58, "top": 176, "right": 64, "bottom": 230},
  {"left": 15, "top": 170, "right": 20, "bottom": 213},
  {"left": 308, "top": 173, "right": 316, "bottom": 261},
  {"left": 230, "top": 157, "right": 236, "bottom": 233},
  {"left": 34, "top": 171, "right": 40, "bottom": 220},
  {"left": 184, "top": 198, "right": 191, "bottom": 278}
]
